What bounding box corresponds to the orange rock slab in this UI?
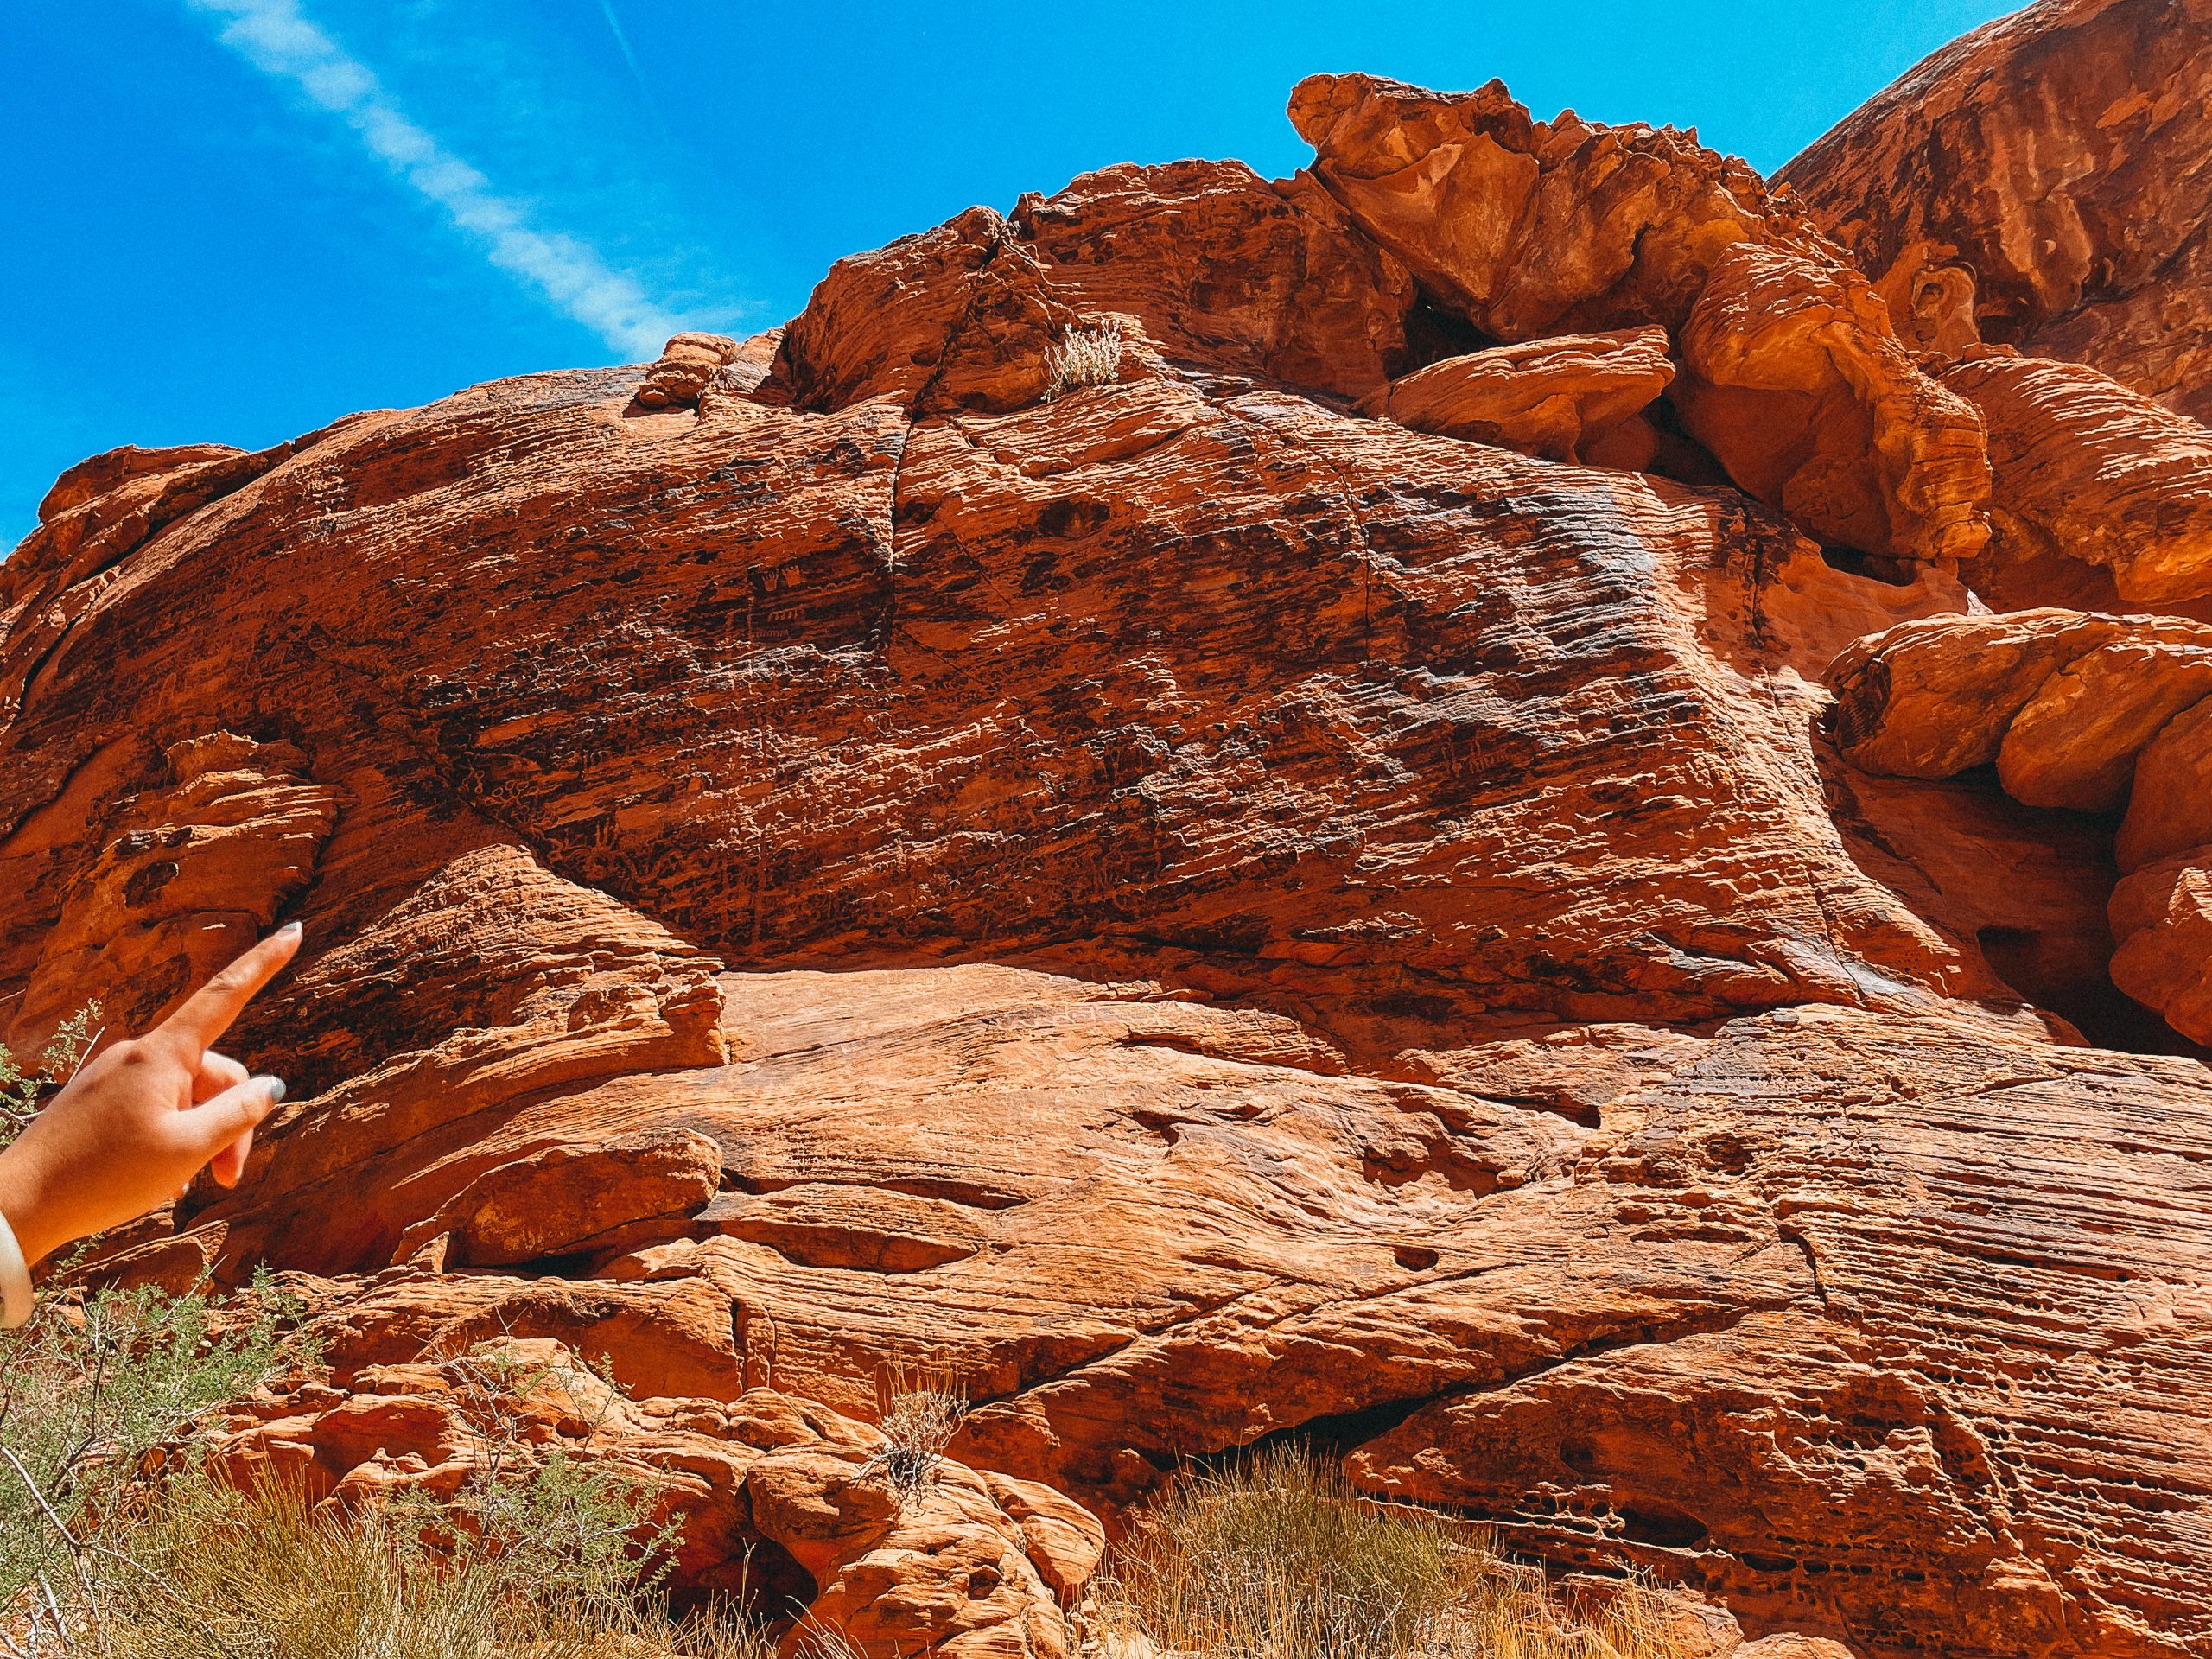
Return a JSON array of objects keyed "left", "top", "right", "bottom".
[
  {"left": 1287, "top": 73, "right": 1823, "bottom": 339},
  {"left": 1936, "top": 351, "right": 2212, "bottom": 612},
  {"left": 1355, "top": 326, "right": 1672, "bottom": 465}
]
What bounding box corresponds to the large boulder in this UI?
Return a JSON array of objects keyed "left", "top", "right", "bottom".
[
  {"left": 1935, "top": 350, "right": 2212, "bottom": 614},
  {"left": 1355, "top": 325, "right": 1674, "bottom": 466},
  {"left": 1832, "top": 611, "right": 2212, "bottom": 1048}
]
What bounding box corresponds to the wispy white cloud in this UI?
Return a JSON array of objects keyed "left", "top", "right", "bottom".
[{"left": 189, "top": 0, "right": 678, "bottom": 359}]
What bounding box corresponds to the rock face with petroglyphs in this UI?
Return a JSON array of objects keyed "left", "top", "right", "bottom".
[{"left": 9, "top": 16, "right": 2212, "bottom": 1659}]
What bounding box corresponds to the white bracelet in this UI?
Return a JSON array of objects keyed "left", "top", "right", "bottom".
[{"left": 0, "top": 1208, "right": 33, "bottom": 1329}]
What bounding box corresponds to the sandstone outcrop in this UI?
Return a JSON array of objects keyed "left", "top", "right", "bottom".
[
  {"left": 168, "top": 976, "right": 2212, "bottom": 1659},
  {"left": 1672, "top": 242, "right": 1990, "bottom": 565},
  {"left": 1289, "top": 71, "right": 1993, "bottom": 565},
  {"left": 1287, "top": 73, "right": 1826, "bottom": 340},
  {"left": 1933, "top": 350, "right": 2212, "bottom": 613},
  {"left": 1009, "top": 159, "right": 1419, "bottom": 400},
  {"left": 634, "top": 332, "right": 742, "bottom": 410},
  {"left": 1777, "top": 0, "right": 2212, "bottom": 422},
  {"left": 8, "top": 36, "right": 2212, "bottom": 1659},
  {"left": 1354, "top": 326, "right": 1673, "bottom": 466},
  {"left": 1833, "top": 611, "right": 2212, "bottom": 1046}
]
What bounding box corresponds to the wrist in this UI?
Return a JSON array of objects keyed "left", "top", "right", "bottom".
[{"left": 0, "top": 1141, "right": 62, "bottom": 1268}]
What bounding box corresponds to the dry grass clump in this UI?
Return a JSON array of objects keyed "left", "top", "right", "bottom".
[
  {"left": 1045, "top": 322, "right": 1124, "bottom": 399},
  {"left": 1092, "top": 1444, "right": 1696, "bottom": 1659},
  {"left": 93, "top": 1478, "right": 773, "bottom": 1659},
  {"left": 862, "top": 1366, "right": 966, "bottom": 1503}
]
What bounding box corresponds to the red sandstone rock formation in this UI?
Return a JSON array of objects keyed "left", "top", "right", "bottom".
[
  {"left": 1354, "top": 326, "right": 1674, "bottom": 467},
  {"left": 1777, "top": 0, "right": 2212, "bottom": 423},
  {"left": 9, "top": 27, "right": 2212, "bottom": 1659},
  {"left": 1671, "top": 242, "right": 1990, "bottom": 567},
  {"left": 1933, "top": 350, "right": 2212, "bottom": 614},
  {"left": 1833, "top": 611, "right": 2212, "bottom": 1045},
  {"left": 1288, "top": 72, "right": 1993, "bottom": 566},
  {"left": 208, "top": 1333, "right": 1100, "bottom": 1656}
]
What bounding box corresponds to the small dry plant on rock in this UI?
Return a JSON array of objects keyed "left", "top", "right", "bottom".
[
  {"left": 1092, "top": 1443, "right": 1695, "bottom": 1659},
  {"left": 1045, "top": 321, "right": 1123, "bottom": 399},
  {"left": 862, "top": 1365, "right": 966, "bottom": 1503}
]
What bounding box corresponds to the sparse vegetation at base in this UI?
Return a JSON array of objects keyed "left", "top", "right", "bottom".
[
  {"left": 1091, "top": 1444, "right": 1697, "bottom": 1659},
  {"left": 83, "top": 1480, "right": 773, "bottom": 1659},
  {"left": 0, "top": 1287, "right": 770, "bottom": 1659},
  {"left": 2, "top": 1285, "right": 1694, "bottom": 1659},
  {"left": 1045, "top": 321, "right": 1124, "bottom": 399}
]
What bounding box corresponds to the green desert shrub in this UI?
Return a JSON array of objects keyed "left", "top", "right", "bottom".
[
  {"left": 0, "top": 1278, "right": 296, "bottom": 1626},
  {"left": 0, "top": 1001, "right": 103, "bottom": 1145},
  {"left": 0, "top": 1286, "right": 770, "bottom": 1659}
]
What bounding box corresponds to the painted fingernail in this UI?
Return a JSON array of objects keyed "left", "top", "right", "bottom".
[
  {"left": 276, "top": 921, "right": 303, "bottom": 940},
  {"left": 257, "top": 1076, "right": 287, "bottom": 1103}
]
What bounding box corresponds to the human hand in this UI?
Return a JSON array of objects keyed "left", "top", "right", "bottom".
[{"left": 0, "top": 924, "right": 302, "bottom": 1267}]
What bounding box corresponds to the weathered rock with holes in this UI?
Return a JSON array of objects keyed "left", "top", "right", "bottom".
[
  {"left": 1287, "top": 73, "right": 1828, "bottom": 339},
  {"left": 391, "top": 1127, "right": 726, "bottom": 1268},
  {"left": 1288, "top": 71, "right": 1993, "bottom": 565},
  {"left": 1672, "top": 242, "right": 1991, "bottom": 563},
  {"left": 0, "top": 729, "right": 343, "bottom": 1052},
  {"left": 1777, "top": 0, "right": 2212, "bottom": 423}
]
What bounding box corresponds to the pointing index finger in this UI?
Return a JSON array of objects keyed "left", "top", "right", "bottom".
[{"left": 155, "top": 925, "right": 303, "bottom": 1054}]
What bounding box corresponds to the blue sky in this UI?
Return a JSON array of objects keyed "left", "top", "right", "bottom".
[{"left": 2, "top": 1, "right": 2017, "bottom": 547}]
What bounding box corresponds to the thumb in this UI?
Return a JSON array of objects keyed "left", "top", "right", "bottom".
[
  {"left": 180, "top": 1074, "right": 286, "bottom": 1160},
  {"left": 209, "top": 1126, "right": 257, "bottom": 1189}
]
